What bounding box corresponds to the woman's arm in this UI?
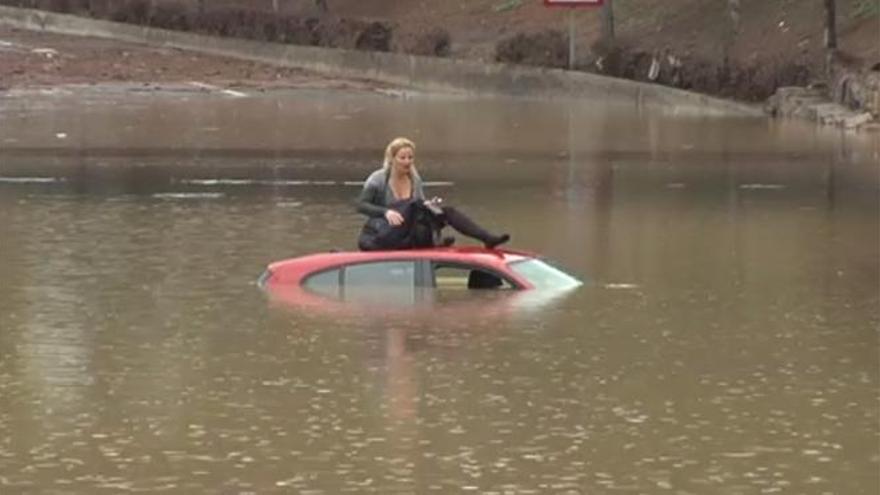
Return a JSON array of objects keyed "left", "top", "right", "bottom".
[{"left": 355, "top": 179, "right": 388, "bottom": 218}]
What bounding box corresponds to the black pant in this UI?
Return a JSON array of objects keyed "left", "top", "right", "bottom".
[
  {"left": 439, "top": 206, "right": 497, "bottom": 245},
  {"left": 358, "top": 199, "right": 439, "bottom": 250},
  {"left": 358, "top": 201, "right": 499, "bottom": 250}
]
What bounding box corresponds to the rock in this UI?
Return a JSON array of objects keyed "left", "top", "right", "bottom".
[
  {"left": 766, "top": 83, "right": 878, "bottom": 130},
  {"left": 768, "top": 86, "right": 827, "bottom": 118},
  {"left": 813, "top": 103, "right": 846, "bottom": 124},
  {"left": 842, "top": 112, "right": 874, "bottom": 129},
  {"left": 775, "top": 86, "right": 824, "bottom": 99}
]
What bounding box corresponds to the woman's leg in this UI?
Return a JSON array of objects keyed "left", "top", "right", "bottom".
[{"left": 440, "top": 206, "right": 510, "bottom": 248}]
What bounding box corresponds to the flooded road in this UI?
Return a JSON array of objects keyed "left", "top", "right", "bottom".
[{"left": 1, "top": 89, "right": 878, "bottom": 493}]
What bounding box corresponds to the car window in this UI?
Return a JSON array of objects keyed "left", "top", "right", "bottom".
[
  {"left": 508, "top": 259, "right": 582, "bottom": 290},
  {"left": 433, "top": 263, "right": 514, "bottom": 290},
  {"left": 302, "top": 269, "right": 340, "bottom": 299},
  {"left": 343, "top": 261, "right": 417, "bottom": 303}
]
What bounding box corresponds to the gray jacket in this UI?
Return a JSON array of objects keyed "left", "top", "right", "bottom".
[{"left": 355, "top": 168, "right": 426, "bottom": 218}]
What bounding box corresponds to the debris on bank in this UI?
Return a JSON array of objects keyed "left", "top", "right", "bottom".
[{"left": 766, "top": 67, "right": 880, "bottom": 131}]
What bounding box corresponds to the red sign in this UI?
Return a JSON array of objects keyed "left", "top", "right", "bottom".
[{"left": 544, "top": 0, "right": 604, "bottom": 6}]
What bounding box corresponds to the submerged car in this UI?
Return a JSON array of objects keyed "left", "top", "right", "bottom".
[{"left": 259, "top": 247, "right": 582, "bottom": 310}]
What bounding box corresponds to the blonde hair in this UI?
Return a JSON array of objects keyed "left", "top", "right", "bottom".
[{"left": 383, "top": 137, "right": 416, "bottom": 172}]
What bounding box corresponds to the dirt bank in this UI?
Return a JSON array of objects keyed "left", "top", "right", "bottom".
[
  {"left": 0, "top": 24, "right": 396, "bottom": 92},
  {"left": 0, "top": 0, "right": 877, "bottom": 104}
]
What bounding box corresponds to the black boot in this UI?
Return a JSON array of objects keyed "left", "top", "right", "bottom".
[
  {"left": 484, "top": 233, "right": 510, "bottom": 249},
  {"left": 441, "top": 206, "right": 510, "bottom": 249}
]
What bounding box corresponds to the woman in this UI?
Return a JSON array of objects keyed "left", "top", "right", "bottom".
[{"left": 356, "top": 137, "right": 510, "bottom": 251}]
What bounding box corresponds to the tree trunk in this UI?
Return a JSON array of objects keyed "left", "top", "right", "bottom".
[
  {"left": 725, "top": 0, "right": 740, "bottom": 67},
  {"left": 727, "top": 0, "right": 741, "bottom": 34},
  {"left": 824, "top": 0, "right": 837, "bottom": 50},
  {"left": 601, "top": 0, "right": 615, "bottom": 44},
  {"left": 824, "top": 0, "right": 837, "bottom": 77}
]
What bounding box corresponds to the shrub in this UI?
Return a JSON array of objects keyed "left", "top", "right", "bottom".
[{"left": 495, "top": 30, "right": 567, "bottom": 68}]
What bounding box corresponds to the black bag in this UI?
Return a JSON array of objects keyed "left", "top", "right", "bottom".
[{"left": 358, "top": 199, "right": 445, "bottom": 251}]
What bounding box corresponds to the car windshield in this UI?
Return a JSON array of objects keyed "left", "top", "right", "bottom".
[{"left": 508, "top": 258, "right": 582, "bottom": 290}]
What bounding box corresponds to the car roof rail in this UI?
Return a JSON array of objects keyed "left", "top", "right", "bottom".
[{"left": 495, "top": 247, "right": 537, "bottom": 258}]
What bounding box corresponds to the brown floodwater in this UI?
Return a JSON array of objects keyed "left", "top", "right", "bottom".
[{"left": 1, "top": 87, "right": 878, "bottom": 493}]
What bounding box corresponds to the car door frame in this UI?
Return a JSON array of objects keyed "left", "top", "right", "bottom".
[{"left": 419, "top": 259, "right": 524, "bottom": 290}]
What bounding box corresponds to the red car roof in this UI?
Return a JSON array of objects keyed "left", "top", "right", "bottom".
[{"left": 266, "top": 247, "right": 536, "bottom": 286}]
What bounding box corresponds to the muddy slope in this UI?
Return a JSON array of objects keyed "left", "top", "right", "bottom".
[{"left": 1, "top": 0, "right": 877, "bottom": 102}]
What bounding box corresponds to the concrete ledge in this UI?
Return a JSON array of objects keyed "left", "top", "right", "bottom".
[
  {"left": 766, "top": 85, "right": 878, "bottom": 130},
  {"left": 832, "top": 66, "right": 880, "bottom": 117},
  {"left": 0, "top": 5, "right": 762, "bottom": 117}
]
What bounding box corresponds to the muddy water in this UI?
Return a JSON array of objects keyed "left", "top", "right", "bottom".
[{"left": 1, "top": 88, "right": 878, "bottom": 493}]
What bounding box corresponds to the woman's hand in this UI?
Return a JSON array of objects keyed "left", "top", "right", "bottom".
[{"left": 385, "top": 209, "right": 404, "bottom": 226}]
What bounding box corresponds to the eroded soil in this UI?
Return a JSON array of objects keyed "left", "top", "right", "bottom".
[
  {"left": 0, "top": 24, "right": 394, "bottom": 93},
  {"left": 0, "top": 0, "right": 877, "bottom": 101}
]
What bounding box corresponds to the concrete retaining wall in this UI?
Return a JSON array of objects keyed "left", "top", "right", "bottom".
[{"left": 0, "top": 5, "right": 762, "bottom": 117}]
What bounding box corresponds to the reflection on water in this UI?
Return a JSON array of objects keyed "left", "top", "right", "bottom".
[
  {"left": 0, "top": 90, "right": 877, "bottom": 493},
  {"left": 266, "top": 282, "right": 582, "bottom": 323}
]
